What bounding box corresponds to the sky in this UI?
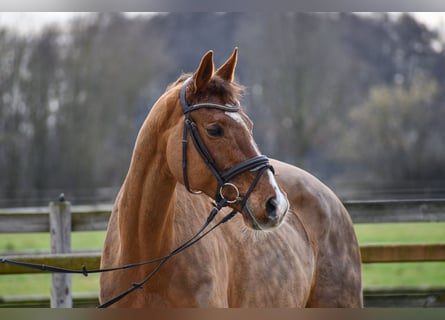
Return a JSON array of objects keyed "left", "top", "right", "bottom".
[
  {"left": 409, "top": 12, "right": 445, "bottom": 30},
  {"left": 0, "top": 12, "right": 444, "bottom": 36},
  {"left": 0, "top": 12, "right": 86, "bottom": 34}
]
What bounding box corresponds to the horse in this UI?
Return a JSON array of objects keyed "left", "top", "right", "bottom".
[{"left": 99, "top": 48, "right": 363, "bottom": 307}]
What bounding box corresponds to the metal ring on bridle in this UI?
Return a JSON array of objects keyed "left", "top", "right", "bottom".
[{"left": 219, "top": 183, "right": 240, "bottom": 204}]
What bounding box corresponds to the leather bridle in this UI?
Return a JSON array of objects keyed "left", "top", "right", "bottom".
[{"left": 180, "top": 77, "right": 274, "bottom": 209}]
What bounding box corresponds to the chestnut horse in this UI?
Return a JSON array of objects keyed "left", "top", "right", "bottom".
[{"left": 100, "top": 48, "right": 363, "bottom": 307}]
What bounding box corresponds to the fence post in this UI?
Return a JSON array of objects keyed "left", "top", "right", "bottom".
[{"left": 49, "top": 195, "right": 72, "bottom": 308}]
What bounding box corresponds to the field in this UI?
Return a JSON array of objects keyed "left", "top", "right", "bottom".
[{"left": 0, "top": 222, "right": 444, "bottom": 297}]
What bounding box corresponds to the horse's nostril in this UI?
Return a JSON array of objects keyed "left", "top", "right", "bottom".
[{"left": 265, "top": 197, "right": 279, "bottom": 219}]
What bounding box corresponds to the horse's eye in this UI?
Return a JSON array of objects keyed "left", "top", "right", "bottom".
[{"left": 206, "top": 124, "right": 224, "bottom": 138}]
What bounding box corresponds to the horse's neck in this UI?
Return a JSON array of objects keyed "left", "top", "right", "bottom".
[{"left": 117, "top": 98, "right": 178, "bottom": 261}]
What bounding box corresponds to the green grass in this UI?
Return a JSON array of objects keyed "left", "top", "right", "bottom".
[
  {"left": 0, "top": 231, "right": 105, "bottom": 252},
  {"left": 354, "top": 222, "right": 445, "bottom": 244},
  {"left": 0, "top": 223, "right": 444, "bottom": 297},
  {"left": 361, "top": 262, "right": 445, "bottom": 288},
  {"left": 0, "top": 274, "right": 101, "bottom": 296},
  {"left": 354, "top": 222, "right": 445, "bottom": 289},
  {"left": 0, "top": 231, "right": 105, "bottom": 296}
]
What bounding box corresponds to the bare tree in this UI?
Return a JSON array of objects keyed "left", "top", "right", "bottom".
[{"left": 238, "top": 13, "right": 363, "bottom": 175}]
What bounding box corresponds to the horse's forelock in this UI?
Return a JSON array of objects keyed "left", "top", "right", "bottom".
[
  {"left": 206, "top": 75, "right": 245, "bottom": 103},
  {"left": 167, "top": 73, "right": 245, "bottom": 105}
]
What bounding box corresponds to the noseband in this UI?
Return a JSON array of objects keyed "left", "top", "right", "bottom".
[{"left": 180, "top": 77, "right": 274, "bottom": 208}]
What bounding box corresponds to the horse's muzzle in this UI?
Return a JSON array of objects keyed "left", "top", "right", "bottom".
[{"left": 243, "top": 190, "right": 288, "bottom": 231}]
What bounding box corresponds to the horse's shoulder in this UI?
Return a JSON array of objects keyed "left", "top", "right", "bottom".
[
  {"left": 270, "top": 159, "right": 351, "bottom": 242},
  {"left": 271, "top": 159, "right": 362, "bottom": 306}
]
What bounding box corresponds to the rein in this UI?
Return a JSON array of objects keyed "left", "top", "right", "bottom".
[
  {"left": 1, "top": 77, "right": 275, "bottom": 308},
  {"left": 1, "top": 198, "right": 236, "bottom": 308}
]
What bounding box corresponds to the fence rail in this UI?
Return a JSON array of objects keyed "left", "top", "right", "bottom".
[
  {"left": 1, "top": 199, "right": 445, "bottom": 308},
  {"left": 0, "top": 204, "right": 112, "bottom": 233},
  {"left": 2, "top": 199, "right": 445, "bottom": 233},
  {"left": 2, "top": 242, "right": 445, "bottom": 276},
  {"left": 2, "top": 287, "right": 445, "bottom": 308},
  {"left": 345, "top": 199, "right": 445, "bottom": 223}
]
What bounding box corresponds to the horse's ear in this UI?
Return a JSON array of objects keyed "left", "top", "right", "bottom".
[
  {"left": 215, "top": 47, "right": 238, "bottom": 82},
  {"left": 193, "top": 50, "right": 214, "bottom": 93}
]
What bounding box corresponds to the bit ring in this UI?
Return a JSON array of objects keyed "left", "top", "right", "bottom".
[{"left": 219, "top": 183, "right": 240, "bottom": 204}]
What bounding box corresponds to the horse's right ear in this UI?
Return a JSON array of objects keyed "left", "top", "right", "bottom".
[
  {"left": 193, "top": 50, "right": 214, "bottom": 93},
  {"left": 215, "top": 47, "right": 238, "bottom": 82}
]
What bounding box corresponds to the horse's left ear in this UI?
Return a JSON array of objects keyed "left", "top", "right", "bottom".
[
  {"left": 215, "top": 47, "right": 238, "bottom": 82},
  {"left": 193, "top": 50, "right": 214, "bottom": 93}
]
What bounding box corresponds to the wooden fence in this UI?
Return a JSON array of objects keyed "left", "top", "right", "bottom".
[{"left": 1, "top": 199, "right": 445, "bottom": 308}]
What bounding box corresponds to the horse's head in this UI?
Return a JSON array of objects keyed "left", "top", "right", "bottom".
[{"left": 166, "top": 48, "right": 288, "bottom": 230}]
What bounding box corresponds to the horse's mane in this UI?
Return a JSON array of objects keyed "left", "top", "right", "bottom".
[{"left": 168, "top": 73, "right": 245, "bottom": 105}]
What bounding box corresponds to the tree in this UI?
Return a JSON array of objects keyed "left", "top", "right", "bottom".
[
  {"left": 237, "top": 13, "right": 364, "bottom": 176},
  {"left": 19, "top": 27, "right": 59, "bottom": 198},
  {"left": 53, "top": 13, "right": 171, "bottom": 195},
  {"left": 0, "top": 13, "right": 171, "bottom": 204},
  {"left": 0, "top": 29, "right": 29, "bottom": 201},
  {"left": 336, "top": 73, "right": 445, "bottom": 190}
]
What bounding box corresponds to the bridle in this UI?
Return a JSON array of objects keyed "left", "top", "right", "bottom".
[
  {"left": 0, "top": 77, "right": 277, "bottom": 308},
  {"left": 180, "top": 77, "right": 274, "bottom": 209}
]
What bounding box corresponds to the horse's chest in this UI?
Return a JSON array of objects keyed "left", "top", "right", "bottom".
[
  {"left": 169, "top": 216, "right": 314, "bottom": 307},
  {"left": 227, "top": 228, "right": 314, "bottom": 307}
]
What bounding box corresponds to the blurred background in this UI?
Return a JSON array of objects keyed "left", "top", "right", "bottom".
[{"left": 1, "top": 12, "right": 445, "bottom": 206}]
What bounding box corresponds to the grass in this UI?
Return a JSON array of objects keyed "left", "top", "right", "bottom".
[
  {"left": 0, "top": 231, "right": 105, "bottom": 252},
  {"left": 0, "top": 223, "right": 444, "bottom": 297},
  {"left": 0, "top": 231, "right": 105, "bottom": 297},
  {"left": 354, "top": 222, "right": 445, "bottom": 289},
  {"left": 354, "top": 222, "right": 445, "bottom": 244}
]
